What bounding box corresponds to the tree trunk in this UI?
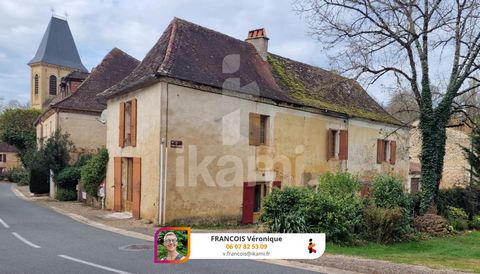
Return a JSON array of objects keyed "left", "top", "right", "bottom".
[{"left": 419, "top": 109, "right": 450, "bottom": 214}]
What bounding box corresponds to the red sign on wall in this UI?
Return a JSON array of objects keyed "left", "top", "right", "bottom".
[{"left": 170, "top": 140, "right": 183, "bottom": 148}]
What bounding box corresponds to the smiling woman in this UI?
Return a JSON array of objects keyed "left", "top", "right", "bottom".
[{"left": 156, "top": 230, "right": 188, "bottom": 262}]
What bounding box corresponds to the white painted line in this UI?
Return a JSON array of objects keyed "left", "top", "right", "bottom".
[
  {"left": 0, "top": 218, "right": 9, "bottom": 228},
  {"left": 12, "top": 232, "right": 41, "bottom": 248},
  {"left": 58, "top": 255, "right": 132, "bottom": 274}
]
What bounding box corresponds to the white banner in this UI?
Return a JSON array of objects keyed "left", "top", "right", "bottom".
[{"left": 189, "top": 233, "right": 325, "bottom": 259}]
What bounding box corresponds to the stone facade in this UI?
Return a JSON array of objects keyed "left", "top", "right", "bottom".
[{"left": 409, "top": 124, "right": 470, "bottom": 189}]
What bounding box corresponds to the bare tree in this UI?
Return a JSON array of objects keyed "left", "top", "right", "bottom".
[{"left": 294, "top": 0, "right": 480, "bottom": 213}]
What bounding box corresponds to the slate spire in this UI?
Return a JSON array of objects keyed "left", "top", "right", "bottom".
[{"left": 28, "top": 16, "right": 87, "bottom": 72}]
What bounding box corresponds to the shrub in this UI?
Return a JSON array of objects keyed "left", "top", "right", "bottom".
[
  {"left": 261, "top": 172, "right": 365, "bottom": 244},
  {"left": 437, "top": 187, "right": 469, "bottom": 216},
  {"left": 318, "top": 172, "right": 361, "bottom": 198},
  {"left": 371, "top": 174, "right": 409, "bottom": 208},
  {"left": 407, "top": 191, "right": 422, "bottom": 217},
  {"left": 80, "top": 148, "right": 109, "bottom": 197},
  {"left": 55, "top": 166, "right": 81, "bottom": 188},
  {"left": 446, "top": 206, "right": 468, "bottom": 231},
  {"left": 469, "top": 215, "right": 480, "bottom": 230},
  {"left": 55, "top": 186, "right": 77, "bottom": 201},
  {"left": 260, "top": 187, "right": 311, "bottom": 233},
  {"left": 42, "top": 130, "right": 74, "bottom": 173},
  {"left": 363, "top": 203, "right": 405, "bottom": 243},
  {"left": 307, "top": 191, "right": 363, "bottom": 243},
  {"left": 368, "top": 174, "right": 411, "bottom": 239},
  {"left": 7, "top": 167, "right": 30, "bottom": 185}
]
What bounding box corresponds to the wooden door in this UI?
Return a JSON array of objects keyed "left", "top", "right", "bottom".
[
  {"left": 114, "top": 157, "right": 122, "bottom": 211},
  {"left": 132, "top": 158, "right": 141, "bottom": 219},
  {"left": 242, "top": 182, "right": 255, "bottom": 224}
]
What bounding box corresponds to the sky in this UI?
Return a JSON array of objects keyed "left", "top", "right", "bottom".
[{"left": 0, "top": 0, "right": 391, "bottom": 105}]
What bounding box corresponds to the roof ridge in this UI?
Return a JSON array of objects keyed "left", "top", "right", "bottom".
[{"left": 157, "top": 18, "right": 178, "bottom": 74}]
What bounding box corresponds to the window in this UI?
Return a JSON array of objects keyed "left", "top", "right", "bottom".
[
  {"left": 410, "top": 178, "right": 420, "bottom": 193},
  {"left": 327, "top": 129, "right": 348, "bottom": 160},
  {"left": 377, "top": 139, "right": 397, "bottom": 164},
  {"left": 49, "top": 75, "right": 57, "bottom": 95},
  {"left": 0, "top": 154, "right": 6, "bottom": 162},
  {"left": 249, "top": 113, "right": 269, "bottom": 146},
  {"left": 34, "top": 75, "right": 39, "bottom": 94},
  {"left": 119, "top": 99, "right": 137, "bottom": 148}
]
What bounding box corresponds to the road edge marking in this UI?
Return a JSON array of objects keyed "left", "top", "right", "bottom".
[
  {"left": 12, "top": 232, "right": 41, "bottom": 248},
  {"left": 10, "top": 185, "right": 28, "bottom": 200},
  {"left": 58, "top": 254, "right": 132, "bottom": 274},
  {"left": 0, "top": 218, "right": 9, "bottom": 228},
  {"left": 50, "top": 207, "right": 152, "bottom": 242}
]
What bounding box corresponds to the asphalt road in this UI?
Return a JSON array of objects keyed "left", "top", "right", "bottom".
[{"left": 0, "top": 183, "right": 320, "bottom": 274}]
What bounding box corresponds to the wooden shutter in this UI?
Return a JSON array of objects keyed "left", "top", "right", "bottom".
[
  {"left": 377, "top": 139, "right": 384, "bottom": 164},
  {"left": 327, "top": 129, "right": 334, "bottom": 160},
  {"left": 119, "top": 102, "right": 125, "bottom": 148},
  {"left": 242, "top": 182, "right": 255, "bottom": 224},
  {"left": 272, "top": 181, "right": 282, "bottom": 189},
  {"left": 132, "top": 157, "right": 141, "bottom": 219},
  {"left": 113, "top": 157, "right": 122, "bottom": 211},
  {"left": 390, "top": 141, "right": 397, "bottom": 165},
  {"left": 249, "top": 113, "right": 260, "bottom": 146},
  {"left": 339, "top": 130, "right": 348, "bottom": 160},
  {"left": 130, "top": 99, "right": 137, "bottom": 147}
]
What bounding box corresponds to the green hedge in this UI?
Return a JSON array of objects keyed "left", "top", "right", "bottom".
[
  {"left": 80, "top": 148, "right": 108, "bottom": 197},
  {"left": 7, "top": 168, "right": 30, "bottom": 185},
  {"left": 261, "top": 172, "right": 363, "bottom": 244},
  {"left": 55, "top": 186, "right": 77, "bottom": 201}
]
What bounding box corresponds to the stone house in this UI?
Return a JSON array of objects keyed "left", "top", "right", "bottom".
[
  {"left": 409, "top": 121, "right": 470, "bottom": 191},
  {"left": 98, "top": 18, "right": 410, "bottom": 224},
  {"left": 35, "top": 48, "right": 139, "bottom": 161},
  {"left": 0, "top": 143, "right": 21, "bottom": 174}
]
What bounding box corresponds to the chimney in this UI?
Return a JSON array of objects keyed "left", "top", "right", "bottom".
[{"left": 245, "top": 28, "right": 269, "bottom": 61}]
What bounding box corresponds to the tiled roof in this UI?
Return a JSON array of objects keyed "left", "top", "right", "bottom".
[
  {"left": 51, "top": 48, "right": 139, "bottom": 113},
  {"left": 28, "top": 16, "right": 87, "bottom": 72},
  {"left": 0, "top": 142, "right": 18, "bottom": 153},
  {"left": 99, "top": 17, "right": 399, "bottom": 125}
]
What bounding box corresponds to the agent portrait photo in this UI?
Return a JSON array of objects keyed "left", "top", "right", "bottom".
[{"left": 155, "top": 228, "right": 190, "bottom": 263}]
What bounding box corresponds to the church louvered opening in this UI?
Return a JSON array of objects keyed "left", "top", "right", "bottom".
[{"left": 49, "top": 75, "right": 57, "bottom": 95}]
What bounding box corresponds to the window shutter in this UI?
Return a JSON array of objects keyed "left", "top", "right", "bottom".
[
  {"left": 130, "top": 99, "right": 137, "bottom": 147},
  {"left": 132, "top": 157, "right": 141, "bottom": 219},
  {"left": 327, "top": 129, "right": 334, "bottom": 160},
  {"left": 249, "top": 113, "right": 260, "bottom": 146},
  {"left": 339, "top": 130, "right": 348, "bottom": 160},
  {"left": 119, "top": 102, "right": 125, "bottom": 148},
  {"left": 377, "top": 139, "right": 384, "bottom": 164},
  {"left": 114, "top": 157, "right": 122, "bottom": 211},
  {"left": 390, "top": 141, "right": 397, "bottom": 165}
]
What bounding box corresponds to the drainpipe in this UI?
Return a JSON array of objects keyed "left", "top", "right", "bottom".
[
  {"left": 158, "top": 83, "right": 169, "bottom": 225},
  {"left": 158, "top": 138, "right": 165, "bottom": 224}
]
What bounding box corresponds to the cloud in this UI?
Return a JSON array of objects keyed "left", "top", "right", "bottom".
[{"left": 0, "top": 0, "right": 385, "bottom": 104}]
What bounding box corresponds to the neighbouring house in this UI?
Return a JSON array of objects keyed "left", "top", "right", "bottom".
[
  {"left": 35, "top": 48, "right": 139, "bottom": 159},
  {"left": 98, "top": 18, "right": 410, "bottom": 224},
  {"left": 28, "top": 16, "right": 88, "bottom": 110},
  {"left": 34, "top": 48, "right": 139, "bottom": 197},
  {"left": 0, "top": 143, "right": 21, "bottom": 175},
  {"left": 409, "top": 121, "right": 471, "bottom": 191}
]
